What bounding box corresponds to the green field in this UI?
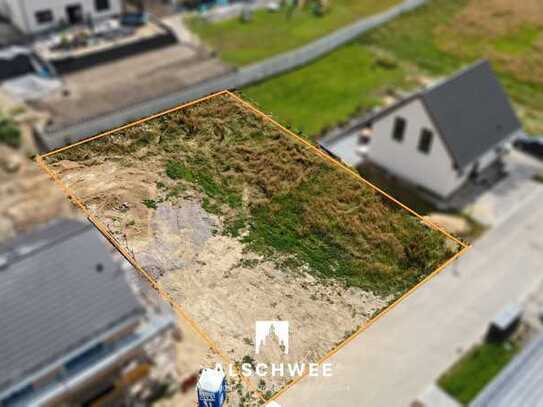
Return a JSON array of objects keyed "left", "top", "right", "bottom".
[
  {"left": 438, "top": 342, "right": 518, "bottom": 404},
  {"left": 187, "top": 0, "right": 401, "bottom": 66},
  {"left": 239, "top": 0, "right": 543, "bottom": 139},
  {"left": 241, "top": 44, "right": 411, "bottom": 137}
]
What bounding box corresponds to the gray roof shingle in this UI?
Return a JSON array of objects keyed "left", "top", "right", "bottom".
[
  {"left": 421, "top": 60, "right": 522, "bottom": 169},
  {"left": 0, "top": 219, "right": 144, "bottom": 392}
]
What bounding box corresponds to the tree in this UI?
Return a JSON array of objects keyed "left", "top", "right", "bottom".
[{"left": 0, "top": 115, "right": 21, "bottom": 149}]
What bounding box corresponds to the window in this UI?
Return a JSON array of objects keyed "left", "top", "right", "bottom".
[
  {"left": 418, "top": 128, "right": 433, "bottom": 154},
  {"left": 35, "top": 9, "right": 53, "bottom": 24},
  {"left": 95, "top": 0, "right": 110, "bottom": 11},
  {"left": 66, "top": 343, "right": 106, "bottom": 373},
  {"left": 2, "top": 385, "right": 34, "bottom": 406},
  {"left": 392, "top": 117, "right": 406, "bottom": 142}
]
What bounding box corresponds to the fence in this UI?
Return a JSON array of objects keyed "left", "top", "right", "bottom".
[{"left": 39, "top": 0, "right": 427, "bottom": 151}]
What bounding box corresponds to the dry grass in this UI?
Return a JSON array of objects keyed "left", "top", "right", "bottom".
[
  {"left": 47, "top": 94, "right": 456, "bottom": 295},
  {"left": 436, "top": 0, "right": 543, "bottom": 86},
  {"left": 449, "top": 0, "right": 543, "bottom": 35}
]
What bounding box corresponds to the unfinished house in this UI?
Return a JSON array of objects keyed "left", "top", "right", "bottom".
[{"left": 0, "top": 219, "right": 176, "bottom": 407}]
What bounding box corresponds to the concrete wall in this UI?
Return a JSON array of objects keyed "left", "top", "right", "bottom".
[
  {"left": 0, "top": 0, "right": 9, "bottom": 17},
  {"left": 52, "top": 31, "right": 177, "bottom": 74},
  {"left": 2, "top": 0, "right": 27, "bottom": 33},
  {"left": 39, "top": 0, "right": 429, "bottom": 150},
  {"left": 4, "top": 0, "right": 121, "bottom": 34},
  {"left": 369, "top": 99, "right": 469, "bottom": 198}
]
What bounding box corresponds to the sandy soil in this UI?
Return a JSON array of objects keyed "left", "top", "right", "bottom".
[
  {"left": 51, "top": 158, "right": 390, "bottom": 399},
  {"left": 0, "top": 147, "right": 76, "bottom": 241},
  {"left": 424, "top": 213, "right": 470, "bottom": 236}
]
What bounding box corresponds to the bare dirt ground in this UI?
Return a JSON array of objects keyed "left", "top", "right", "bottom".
[
  {"left": 423, "top": 213, "right": 469, "bottom": 236},
  {"left": 0, "top": 146, "right": 216, "bottom": 404},
  {"left": 50, "top": 157, "right": 391, "bottom": 400},
  {"left": 0, "top": 147, "right": 76, "bottom": 240},
  {"left": 32, "top": 44, "right": 230, "bottom": 131},
  {"left": 42, "top": 93, "right": 457, "bottom": 404}
]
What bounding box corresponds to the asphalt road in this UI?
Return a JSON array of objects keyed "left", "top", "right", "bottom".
[{"left": 277, "top": 183, "right": 543, "bottom": 407}]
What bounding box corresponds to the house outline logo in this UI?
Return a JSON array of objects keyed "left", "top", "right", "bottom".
[{"left": 255, "top": 321, "right": 289, "bottom": 355}]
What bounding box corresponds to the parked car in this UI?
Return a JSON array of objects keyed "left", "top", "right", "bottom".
[{"left": 513, "top": 134, "right": 543, "bottom": 160}]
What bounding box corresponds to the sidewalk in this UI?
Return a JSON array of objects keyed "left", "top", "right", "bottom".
[{"left": 277, "top": 184, "right": 543, "bottom": 406}]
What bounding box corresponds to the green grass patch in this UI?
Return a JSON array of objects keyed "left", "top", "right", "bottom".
[
  {"left": 241, "top": 0, "right": 466, "bottom": 140},
  {"left": 533, "top": 173, "right": 543, "bottom": 183},
  {"left": 224, "top": 215, "right": 247, "bottom": 238},
  {"left": 166, "top": 159, "right": 242, "bottom": 211},
  {"left": 438, "top": 342, "right": 519, "bottom": 405},
  {"left": 166, "top": 160, "right": 195, "bottom": 181},
  {"left": 188, "top": 0, "right": 401, "bottom": 66},
  {"left": 363, "top": 0, "right": 467, "bottom": 75},
  {"left": 243, "top": 44, "right": 410, "bottom": 139},
  {"left": 0, "top": 114, "right": 21, "bottom": 149},
  {"left": 242, "top": 0, "right": 543, "bottom": 137},
  {"left": 143, "top": 199, "right": 158, "bottom": 209},
  {"left": 49, "top": 94, "right": 455, "bottom": 296},
  {"left": 493, "top": 25, "right": 541, "bottom": 55}
]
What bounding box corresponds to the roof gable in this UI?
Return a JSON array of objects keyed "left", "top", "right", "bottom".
[
  {"left": 421, "top": 60, "right": 521, "bottom": 169},
  {"left": 0, "top": 219, "right": 144, "bottom": 392}
]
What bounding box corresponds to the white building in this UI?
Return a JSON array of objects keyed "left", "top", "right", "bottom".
[
  {"left": 0, "top": 0, "right": 122, "bottom": 34},
  {"left": 323, "top": 61, "right": 523, "bottom": 201}
]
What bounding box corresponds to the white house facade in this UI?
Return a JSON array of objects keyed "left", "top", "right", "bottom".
[
  {"left": 365, "top": 60, "right": 523, "bottom": 199},
  {"left": 369, "top": 98, "right": 466, "bottom": 198},
  {"left": 0, "top": 0, "right": 122, "bottom": 34}
]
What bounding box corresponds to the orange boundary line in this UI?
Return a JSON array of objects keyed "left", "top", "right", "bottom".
[
  {"left": 35, "top": 154, "right": 262, "bottom": 401},
  {"left": 37, "top": 90, "right": 471, "bottom": 406},
  {"left": 226, "top": 91, "right": 468, "bottom": 249},
  {"left": 267, "top": 244, "right": 470, "bottom": 404},
  {"left": 40, "top": 90, "right": 230, "bottom": 159}
]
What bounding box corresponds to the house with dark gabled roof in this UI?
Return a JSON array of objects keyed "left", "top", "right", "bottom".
[
  {"left": 0, "top": 219, "right": 176, "bottom": 407},
  {"left": 326, "top": 60, "right": 523, "bottom": 201}
]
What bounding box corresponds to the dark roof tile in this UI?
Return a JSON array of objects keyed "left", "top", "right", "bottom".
[
  {"left": 0, "top": 219, "right": 144, "bottom": 391},
  {"left": 421, "top": 60, "right": 521, "bottom": 169}
]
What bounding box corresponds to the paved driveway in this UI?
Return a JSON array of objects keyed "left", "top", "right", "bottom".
[
  {"left": 277, "top": 181, "right": 543, "bottom": 407},
  {"left": 34, "top": 44, "right": 229, "bottom": 131},
  {"left": 465, "top": 150, "right": 543, "bottom": 226}
]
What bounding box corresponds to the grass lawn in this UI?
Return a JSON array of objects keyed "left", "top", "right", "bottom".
[
  {"left": 241, "top": 44, "right": 412, "bottom": 137},
  {"left": 438, "top": 342, "right": 519, "bottom": 405},
  {"left": 187, "top": 0, "right": 401, "bottom": 66},
  {"left": 241, "top": 0, "right": 543, "bottom": 139}
]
